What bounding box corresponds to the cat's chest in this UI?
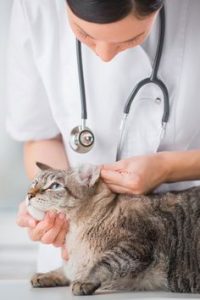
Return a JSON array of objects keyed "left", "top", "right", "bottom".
[
  {"left": 63, "top": 222, "right": 97, "bottom": 281},
  {"left": 65, "top": 222, "right": 80, "bottom": 253}
]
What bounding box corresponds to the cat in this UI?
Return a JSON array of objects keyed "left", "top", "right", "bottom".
[{"left": 27, "top": 162, "right": 200, "bottom": 295}]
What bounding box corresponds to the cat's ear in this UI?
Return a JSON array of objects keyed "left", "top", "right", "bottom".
[
  {"left": 36, "top": 162, "right": 53, "bottom": 171},
  {"left": 76, "top": 164, "right": 100, "bottom": 187}
]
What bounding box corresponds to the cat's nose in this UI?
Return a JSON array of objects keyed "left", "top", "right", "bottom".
[
  {"left": 27, "top": 192, "right": 34, "bottom": 200},
  {"left": 25, "top": 194, "right": 33, "bottom": 207},
  {"left": 28, "top": 187, "right": 39, "bottom": 200}
]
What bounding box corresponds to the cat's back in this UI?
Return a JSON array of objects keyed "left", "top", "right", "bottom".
[
  {"left": 148, "top": 186, "right": 200, "bottom": 293},
  {"left": 117, "top": 186, "right": 200, "bottom": 293},
  {"left": 118, "top": 186, "right": 200, "bottom": 251},
  {"left": 151, "top": 186, "right": 200, "bottom": 231},
  {"left": 117, "top": 186, "right": 200, "bottom": 220}
]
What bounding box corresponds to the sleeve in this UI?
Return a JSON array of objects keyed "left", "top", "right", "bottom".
[{"left": 5, "top": 0, "right": 60, "bottom": 141}]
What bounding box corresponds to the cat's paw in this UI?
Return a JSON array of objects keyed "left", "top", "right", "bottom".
[
  {"left": 31, "top": 272, "right": 69, "bottom": 288},
  {"left": 72, "top": 281, "right": 101, "bottom": 296}
]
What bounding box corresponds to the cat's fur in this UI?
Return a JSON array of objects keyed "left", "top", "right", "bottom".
[{"left": 28, "top": 162, "right": 200, "bottom": 295}]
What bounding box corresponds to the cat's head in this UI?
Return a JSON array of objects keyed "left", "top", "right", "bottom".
[{"left": 26, "top": 162, "right": 101, "bottom": 221}]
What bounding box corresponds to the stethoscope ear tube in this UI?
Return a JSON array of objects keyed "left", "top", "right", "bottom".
[
  {"left": 116, "top": 114, "right": 128, "bottom": 161},
  {"left": 154, "top": 78, "right": 169, "bottom": 125},
  {"left": 151, "top": 6, "right": 166, "bottom": 81}
]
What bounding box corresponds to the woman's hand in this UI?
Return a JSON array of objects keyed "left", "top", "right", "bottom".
[
  {"left": 101, "top": 153, "right": 169, "bottom": 195},
  {"left": 17, "top": 201, "right": 69, "bottom": 252}
]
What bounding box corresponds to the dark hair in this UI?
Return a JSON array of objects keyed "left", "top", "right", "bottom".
[{"left": 66, "top": 0, "right": 164, "bottom": 24}]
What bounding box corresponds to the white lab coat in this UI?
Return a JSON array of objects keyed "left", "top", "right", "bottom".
[{"left": 6, "top": 0, "right": 200, "bottom": 271}]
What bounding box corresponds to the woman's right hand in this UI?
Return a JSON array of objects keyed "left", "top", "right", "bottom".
[{"left": 16, "top": 201, "right": 69, "bottom": 248}]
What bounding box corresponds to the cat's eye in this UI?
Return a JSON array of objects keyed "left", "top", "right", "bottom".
[{"left": 48, "top": 182, "right": 63, "bottom": 190}]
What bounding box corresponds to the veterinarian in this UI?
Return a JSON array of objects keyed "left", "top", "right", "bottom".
[{"left": 6, "top": 0, "right": 200, "bottom": 272}]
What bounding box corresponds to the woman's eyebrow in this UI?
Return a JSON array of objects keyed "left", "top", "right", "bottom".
[{"left": 75, "top": 24, "right": 145, "bottom": 43}]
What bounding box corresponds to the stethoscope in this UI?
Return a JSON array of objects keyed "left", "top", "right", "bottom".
[{"left": 69, "top": 6, "right": 169, "bottom": 161}]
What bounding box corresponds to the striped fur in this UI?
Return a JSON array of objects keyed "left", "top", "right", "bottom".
[{"left": 29, "top": 164, "right": 200, "bottom": 295}]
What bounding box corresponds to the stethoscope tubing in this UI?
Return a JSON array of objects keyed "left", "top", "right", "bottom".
[
  {"left": 73, "top": 5, "right": 169, "bottom": 160},
  {"left": 124, "top": 77, "right": 169, "bottom": 125},
  {"left": 76, "top": 40, "right": 88, "bottom": 122},
  {"left": 124, "top": 6, "right": 169, "bottom": 123}
]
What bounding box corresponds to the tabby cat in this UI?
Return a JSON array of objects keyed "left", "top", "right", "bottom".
[{"left": 27, "top": 162, "right": 200, "bottom": 295}]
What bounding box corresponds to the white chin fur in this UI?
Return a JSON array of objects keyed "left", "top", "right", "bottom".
[{"left": 27, "top": 205, "right": 45, "bottom": 221}]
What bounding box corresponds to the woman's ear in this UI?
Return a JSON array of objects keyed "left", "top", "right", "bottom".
[
  {"left": 36, "top": 162, "right": 54, "bottom": 171},
  {"left": 76, "top": 164, "right": 101, "bottom": 187}
]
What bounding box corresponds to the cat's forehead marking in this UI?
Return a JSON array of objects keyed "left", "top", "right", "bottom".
[
  {"left": 36, "top": 170, "right": 66, "bottom": 185},
  {"left": 39, "top": 170, "right": 56, "bottom": 181},
  {"left": 31, "top": 179, "right": 39, "bottom": 188}
]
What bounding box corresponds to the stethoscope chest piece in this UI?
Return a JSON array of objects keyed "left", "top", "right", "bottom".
[{"left": 69, "top": 125, "right": 95, "bottom": 153}]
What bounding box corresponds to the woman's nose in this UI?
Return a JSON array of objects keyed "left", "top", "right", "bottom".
[{"left": 94, "top": 42, "right": 118, "bottom": 62}]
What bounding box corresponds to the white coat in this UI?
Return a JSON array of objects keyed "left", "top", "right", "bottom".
[{"left": 6, "top": 0, "right": 200, "bottom": 272}]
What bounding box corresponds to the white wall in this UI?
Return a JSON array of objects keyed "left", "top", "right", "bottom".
[{"left": 0, "top": 0, "right": 29, "bottom": 210}]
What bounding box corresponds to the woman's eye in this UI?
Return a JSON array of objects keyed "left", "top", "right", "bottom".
[
  {"left": 78, "top": 30, "right": 88, "bottom": 38},
  {"left": 48, "top": 183, "right": 62, "bottom": 190}
]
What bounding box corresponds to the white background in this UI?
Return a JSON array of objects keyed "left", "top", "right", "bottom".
[
  {"left": 0, "top": 2, "right": 37, "bottom": 281},
  {"left": 0, "top": 0, "right": 29, "bottom": 210}
]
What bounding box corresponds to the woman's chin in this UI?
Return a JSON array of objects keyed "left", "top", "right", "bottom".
[{"left": 27, "top": 205, "right": 45, "bottom": 221}]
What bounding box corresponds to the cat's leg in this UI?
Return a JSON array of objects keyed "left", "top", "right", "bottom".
[
  {"left": 72, "top": 241, "right": 153, "bottom": 295},
  {"left": 31, "top": 267, "right": 70, "bottom": 288}
]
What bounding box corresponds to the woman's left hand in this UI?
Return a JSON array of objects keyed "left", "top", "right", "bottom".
[{"left": 101, "top": 153, "right": 169, "bottom": 195}]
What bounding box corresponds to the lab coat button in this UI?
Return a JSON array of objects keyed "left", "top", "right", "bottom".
[{"left": 155, "top": 97, "right": 162, "bottom": 104}]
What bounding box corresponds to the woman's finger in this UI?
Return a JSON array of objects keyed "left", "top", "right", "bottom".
[
  {"left": 101, "top": 169, "right": 123, "bottom": 183},
  {"left": 53, "top": 223, "right": 69, "bottom": 248},
  {"left": 28, "top": 212, "right": 56, "bottom": 241},
  {"left": 16, "top": 201, "right": 37, "bottom": 228},
  {"left": 17, "top": 214, "right": 37, "bottom": 228},
  {"left": 41, "top": 214, "right": 68, "bottom": 244},
  {"left": 101, "top": 162, "right": 123, "bottom": 171},
  {"left": 106, "top": 184, "right": 132, "bottom": 194},
  {"left": 61, "top": 247, "right": 69, "bottom": 261},
  {"left": 101, "top": 169, "right": 140, "bottom": 189}
]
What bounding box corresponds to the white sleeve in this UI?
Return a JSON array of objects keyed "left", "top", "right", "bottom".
[{"left": 5, "top": 0, "right": 60, "bottom": 141}]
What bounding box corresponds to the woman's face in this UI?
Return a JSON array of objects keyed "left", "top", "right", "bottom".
[{"left": 67, "top": 6, "right": 158, "bottom": 62}]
